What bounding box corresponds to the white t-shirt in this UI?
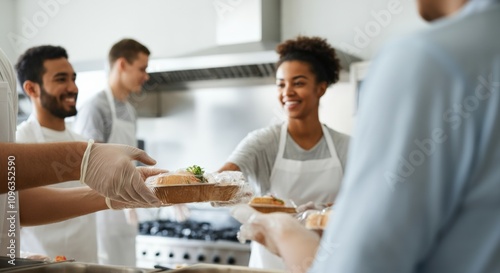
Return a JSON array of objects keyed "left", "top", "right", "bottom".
[
  {"left": 73, "top": 90, "right": 135, "bottom": 142},
  {"left": 227, "top": 123, "right": 350, "bottom": 196},
  {"left": 16, "top": 119, "right": 98, "bottom": 263}
]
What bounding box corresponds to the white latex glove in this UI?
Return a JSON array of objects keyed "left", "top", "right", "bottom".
[
  {"left": 105, "top": 167, "right": 168, "bottom": 209},
  {"left": 210, "top": 171, "right": 254, "bottom": 207},
  {"left": 80, "top": 140, "right": 161, "bottom": 206},
  {"left": 107, "top": 199, "right": 172, "bottom": 210},
  {"left": 296, "top": 201, "right": 333, "bottom": 213},
  {"left": 210, "top": 184, "right": 254, "bottom": 207},
  {"left": 231, "top": 204, "right": 321, "bottom": 272}
]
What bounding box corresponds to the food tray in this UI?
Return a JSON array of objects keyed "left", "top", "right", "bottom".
[
  {"left": 151, "top": 184, "right": 240, "bottom": 204},
  {"left": 250, "top": 204, "right": 297, "bottom": 214},
  {"left": 210, "top": 184, "right": 240, "bottom": 201},
  {"left": 170, "top": 263, "right": 285, "bottom": 272}
]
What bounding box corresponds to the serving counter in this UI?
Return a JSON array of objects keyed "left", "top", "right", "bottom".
[{"left": 1, "top": 258, "right": 285, "bottom": 273}]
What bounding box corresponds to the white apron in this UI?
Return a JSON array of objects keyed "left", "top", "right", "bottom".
[
  {"left": 18, "top": 116, "right": 98, "bottom": 263},
  {"left": 249, "top": 124, "right": 343, "bottom": 270},
  {"left": 96, "top": 88, "right": 137, "bottom": 266}
]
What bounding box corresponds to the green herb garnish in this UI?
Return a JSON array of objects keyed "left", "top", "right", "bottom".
[{"left": 186, "top": 165, "right": 207, "bottom": 183}]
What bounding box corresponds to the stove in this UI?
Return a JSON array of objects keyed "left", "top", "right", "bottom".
[{"left": 136, "top": 219, "right": 250, "bottom": 268}]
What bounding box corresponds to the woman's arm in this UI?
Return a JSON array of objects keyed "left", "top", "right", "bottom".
[
  {"left": 19, "top": 186, "right": 107, "bottom": 226},
  {"left": 1, "top": 142, "right": 86, "bottom": 193},
  {"left": 218, "top": 162, "right": 241, "bottom": 172}
]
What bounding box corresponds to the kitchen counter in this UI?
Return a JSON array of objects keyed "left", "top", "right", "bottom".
[
  {"left": 0, "top": 260, "right": 165, "bottom": 272},
  {"left": 0, "top": 259, "right": 285, "bottom": 273}
]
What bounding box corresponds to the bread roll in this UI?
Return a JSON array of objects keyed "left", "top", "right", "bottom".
[
  {"left": 250, "top": 196, "right": 285, "bottom": 206},
  {"left": 154, "top": 172, "right": 200, "bottom": 186}
]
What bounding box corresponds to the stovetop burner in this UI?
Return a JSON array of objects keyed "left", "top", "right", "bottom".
[{"left": 139, "top": 220, "right": 240, "bottom": 242}]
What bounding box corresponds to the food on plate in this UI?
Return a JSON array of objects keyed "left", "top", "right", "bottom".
[
  {"left": 249, "top": 195, "right": 285, "bottom": 206},
  {"left": 305, "top": 210, "right": 332, "bottom": 230},
  {"left": 148, "top": 167, "right": 245, "bottom": 205},
  {"left": 186, "top": 165, "right": 208, "bottom": 183},
  {"left": 54, "top": 255, "right": 67, "bottom": 262},
  {"left": 153, "top": 165, "right": 208, "bottom": 186},
  {"left": 249, "top": 195, "right": 296, "bottom": 213}
]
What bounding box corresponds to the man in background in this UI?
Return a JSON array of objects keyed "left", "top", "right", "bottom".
[
  {"left": 0, "top": 47, "right": 163, "bottom": 261},
  {"left": 74, "top": 38, "right": 150, "bottom": 266},
  {"left": 15, "top": 45, "right": 98, "bottom": 262}
]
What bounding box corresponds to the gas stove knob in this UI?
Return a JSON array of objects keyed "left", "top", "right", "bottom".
[
  {"left": 183, "top": 253, "right": 190, "bottom": 260},
  {"left": 169, "top": 252, "right": 174, "bottom": 258},
  {"left": 141, "top": 251, "right": 147, "bottom": 256},
  {"left": 197, "top": 254, "right": 206, "bottom": 262},
  {"left": 213, "top": 256, "right": 221, "bottom": 263},
  {"left": 155, "top": 251, "right": 161, "bottom": 257},
  {"left": 227, "top": 257, "right": 236, "bottom": 265}
]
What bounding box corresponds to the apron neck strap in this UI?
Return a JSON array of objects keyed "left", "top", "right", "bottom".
[
  {"left": 277, "top": 123, "right": 336, "bottom": 157},
  {"left": 104, "top": 88, "right": 118, "bottom": 120}
]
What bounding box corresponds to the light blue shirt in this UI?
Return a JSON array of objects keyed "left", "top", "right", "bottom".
[{"left": 310, "top": 1, "right": 500, "bottom": 273}]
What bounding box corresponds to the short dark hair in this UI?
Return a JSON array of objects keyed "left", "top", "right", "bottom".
[
  {"left": 108, "top": 38, "right": 150, "bottom": 68},
  {"left": 15, "top": 45, "right": 68, "bottom": 93},
  {"left": 276, "top": 36, "right": 341, "bottom": 86}
]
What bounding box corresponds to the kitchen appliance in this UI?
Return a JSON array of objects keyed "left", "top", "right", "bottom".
[{"left": 136, "top": 219, "right": 250, "bottom": 269}]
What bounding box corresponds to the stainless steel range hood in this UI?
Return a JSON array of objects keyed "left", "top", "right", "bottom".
[
  {"left": 144, "top": 0, "right": 361, "bottom": 91},
  {"left": 145, "top": 41, "right": 279, "bottom": 90}
]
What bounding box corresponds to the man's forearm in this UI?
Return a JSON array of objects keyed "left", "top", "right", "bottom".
[
  {"left": 19, "top": 186, "right": 107, "bottom": 226},
  {"left": 0, "top": 142, "right": 87, "bottom": 193}
]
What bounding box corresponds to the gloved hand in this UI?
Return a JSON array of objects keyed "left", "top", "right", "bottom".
[
  {"left": 80, "top": 140, "right": 162, "bottom": 206},
  {"left": 231, "top": 204, "right": 320, "bottom": 272},
  {"left": 296, "top": 201, "right": 334, "bottom": 225},
  {"left": 210, "top": 171, "right": 254, "bottom": 207},
  {"left": 105, "top": 167, "right": 168, "bottom": 209},
  {"left": 296, "top": 201, "right": 333, "bottom": 213},
  {"left": 210, "top": 183, "right": 254, "bottom": 207}
]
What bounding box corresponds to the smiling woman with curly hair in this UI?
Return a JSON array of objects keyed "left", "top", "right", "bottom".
[{"left": 219, "top": 36, "right": 350, "bottom": 270}]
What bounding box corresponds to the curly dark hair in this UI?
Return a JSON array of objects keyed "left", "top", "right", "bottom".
[
  {"left": 15, "top": 45, "right": 68, "bottom": 94},
  {"left": 276, "top": 36, "right": 341, "bottom": 86}
]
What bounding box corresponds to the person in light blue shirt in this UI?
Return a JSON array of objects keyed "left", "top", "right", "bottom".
[{"left": 231, "top": 0, "right": 500, "bottom": 272}]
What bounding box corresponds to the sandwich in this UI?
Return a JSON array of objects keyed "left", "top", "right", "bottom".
[
  {"left": 148, "top": 165, "right": 242, "bottom": 204},
  {"left": 249, "top": 195, "right": 285, "bottom": 206},
  {"left": 249, "top": 195, "right": 297, "bottom": 213},
  {"left": 153, "top": 165, "right": 208, "bottom": 186}
]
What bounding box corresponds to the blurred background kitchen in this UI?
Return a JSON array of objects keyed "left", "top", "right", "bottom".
[{"left": 0, "top": 0, "right": 427, "bottom": 268}]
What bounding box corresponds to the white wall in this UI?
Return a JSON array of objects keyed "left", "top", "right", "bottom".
[
  {"left": 6, "top": 0, "right": 217, "bottom": 67},
  {"left": 0, "top": 0, "right": 17, "bottom": 62},
  {"left": 320, "top": 83, "right": 355, "bottom": 135},
  {"left": 282, "top": 0, "right": 427, "bottom": 60},
  {"left": 1, "top": 0, "right": 430, "bottom": 64}
]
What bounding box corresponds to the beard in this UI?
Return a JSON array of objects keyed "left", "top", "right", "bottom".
[{"left": 40, "top": 86, "right": 77, "bottom": 119}]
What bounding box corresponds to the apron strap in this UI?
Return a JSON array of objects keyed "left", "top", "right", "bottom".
[
  {"left": 276, "top": 123, "right": 288, "bottom": 160},
  {"left": 321, "top": 124, "right": 343, "bottom": 176},
  {"left": 27, "top": 114, "right": 45, "bottom": 143},
  {"left": 104, "top": 88, "right": 118, "bottom": 121}
]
